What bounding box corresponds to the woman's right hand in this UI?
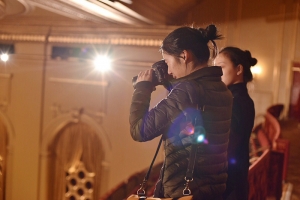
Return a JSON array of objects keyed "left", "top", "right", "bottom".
[
  {"left": 136, "top": 69, "right": 156, "bottom": 91},
  {"left": 136, "top": 69, "right": 153, "bottom": 83}
]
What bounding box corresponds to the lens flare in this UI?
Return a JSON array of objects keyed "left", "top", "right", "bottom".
[
  {"left": 230, "top": 158, "right": 236, "bottom": 164},
  {"left": 94, "top": 56, "right": 111, "bottom": 72},
  {"left": 197, "top": 134, "right": 205, "bottom": 143},
  {"left": 0, "top": 53, "right": 9, "bottom": 62}
]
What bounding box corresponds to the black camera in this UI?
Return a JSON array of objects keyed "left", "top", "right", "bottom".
[{"left": 132, "top": 60, "right": 173, "bottom": 90}]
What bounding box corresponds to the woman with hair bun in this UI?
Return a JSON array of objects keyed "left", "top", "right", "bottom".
[
  {"left": 129, "top": 25, "right": 233, "bottom": 199},
  {"left": 214, "top": 47, "right": 256, "bottom": 200}
]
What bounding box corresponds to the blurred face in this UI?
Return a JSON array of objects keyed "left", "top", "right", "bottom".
[
  {"left": 162, "top": 51, "right": 186, "bottom": 79},
  {"left": 214, "top": 53, "right": 241, "bottom": 86}
]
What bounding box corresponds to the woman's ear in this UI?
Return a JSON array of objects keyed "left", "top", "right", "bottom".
[
  {"left": 237, "top": 64, "right": 244, "bottom": 75},
  {"left": 181, "top": 50, "right": 192, "bottom": 63},
  {"left": 180, "top": 50, "right": 187, "bottom": 61}
]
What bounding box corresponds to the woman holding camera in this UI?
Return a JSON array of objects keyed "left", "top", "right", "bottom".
[
  {"left": 214, "top": 47, "right": 256, "bottom": 200},
  {"left": 129, "top": 25, "right": 233, "bottom": 199}
]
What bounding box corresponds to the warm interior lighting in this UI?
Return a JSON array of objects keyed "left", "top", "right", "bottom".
[
  {"left": 93, "top": 56, "right": 111, "bottom": 72},
  {"left": 251, "top": 66, "right": 262, "bottom": 76},
  {"left": 0, "top": 53, "right": 9, "bottom": 62}
]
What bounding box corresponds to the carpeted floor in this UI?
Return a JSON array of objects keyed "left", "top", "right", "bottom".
[{"left": 279, "top": 119, "right": 300, "bottom": 200}]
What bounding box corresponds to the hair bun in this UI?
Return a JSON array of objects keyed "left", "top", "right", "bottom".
[
  {"left": 244, "top": 50, "right": 257, "bottom": 66},
  {"left": 205, "top": 24, "right": 218, "bottom": 40},
  {"left": 197, "top": 24, "right": 219, "bottom": 42}
]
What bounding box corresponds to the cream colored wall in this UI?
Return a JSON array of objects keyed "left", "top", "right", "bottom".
[{"left": 0, "top": 43, "right": 44, "bottom": 200}]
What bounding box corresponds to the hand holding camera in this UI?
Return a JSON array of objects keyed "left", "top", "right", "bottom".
[{"left": 132, "top": 60, "right": 174, "bottom": 91}]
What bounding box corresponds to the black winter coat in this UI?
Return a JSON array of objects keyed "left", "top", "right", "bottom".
[{"left": 129, "top": 66, "right": 233, "bottom": 199}]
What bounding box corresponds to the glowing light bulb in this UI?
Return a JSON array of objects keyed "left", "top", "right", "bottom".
[
  {"left": 0, "top": 54, "right": 9, "bottom": 62},
  {"left": 94, "top": 56, "right": 111, "bottom": 72},
  {"left": 251, "top": 66, "right": 262, "bottom": 75}
]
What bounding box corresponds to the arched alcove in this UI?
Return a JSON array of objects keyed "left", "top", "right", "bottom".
[
  {"left": 0, "top": 111, "right": 15, "bottom": 200},
  {"left": 39, "top": 112, "right": 112, "bottom": 200}
]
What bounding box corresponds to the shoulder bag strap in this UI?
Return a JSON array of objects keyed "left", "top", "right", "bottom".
[{"left": 183, "top": 80, "right": 205, "bottom": 196}]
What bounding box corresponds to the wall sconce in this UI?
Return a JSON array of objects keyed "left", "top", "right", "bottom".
[
  {"left": 251, "top": 65, "right": 262, "bottom": 79},
  {"left": 0, "top": 43, "right": 15, "bottom": 62}
]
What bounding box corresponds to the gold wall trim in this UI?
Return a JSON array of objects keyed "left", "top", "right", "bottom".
[
  {"left": 49, "top": 36, "right": 162, "bottom": 46},
  {"left": 0, "top": 33, "right": 162, "bottom": 46},
  {"left": 0, "top": 34, "right": 45, "bottom": 42}
]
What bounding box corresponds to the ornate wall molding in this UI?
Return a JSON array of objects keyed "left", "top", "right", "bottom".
[
  {"left": 39, "top": 112, "right": 112, "bottom": 199},
  {"left": 0, "top": 34, "right": 45, "bottom": 42},
  {"left": 0, "top": 33, "right": 162, "bottom": 46},
  {"left": 0, "top": 0, "right": 35, "bottom": 19},
  {"left": 51, "top": 105, "right": 106, "bottom": 125},
  {"left": 49, "top": 36, "right": 162, "bottom": 46}
]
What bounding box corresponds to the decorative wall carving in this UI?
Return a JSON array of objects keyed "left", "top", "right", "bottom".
[
  {"left": 65, "top": 161, "right": 95, "bottom": 200},
  {"left": 51, "top": 105, "right": 105, "bottom": 125},
  {"left": 49, "top": 76, "right": 108, "bottom": 124}
]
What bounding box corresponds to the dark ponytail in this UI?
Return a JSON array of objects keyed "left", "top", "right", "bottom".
[
  {"left": 219, "top": 47, "right": 257, "bottom": 83},
  {"left": 160, "top": 24, "right": 222, "bottom": 64}
]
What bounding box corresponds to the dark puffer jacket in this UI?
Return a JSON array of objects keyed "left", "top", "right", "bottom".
[{"left": 129, "top": 66, "right": 233, "bottom": 199}]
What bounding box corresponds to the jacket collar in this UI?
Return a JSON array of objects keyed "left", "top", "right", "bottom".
[{"left": 170, "top": 66, "right": 223, "bottom": 84}]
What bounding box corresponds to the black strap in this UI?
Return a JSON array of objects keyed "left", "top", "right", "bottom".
[
  {"left": 137, "top": 136, "right": 163, "bottom": 197},
  {"left": 185, "top": 136, "right": 198, "bottom": 180},
  {"left": 183, "top": 117, "right": 203, "bottom": 196},
  {"left": 183, "top": 80, "right": 204, "bottom": 196}
]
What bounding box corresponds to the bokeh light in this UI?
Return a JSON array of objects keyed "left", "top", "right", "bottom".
[{"left": 93, "top": 55, "right": 111, "bottom": 72}]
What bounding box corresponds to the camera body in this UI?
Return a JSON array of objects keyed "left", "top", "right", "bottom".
[{"left": 132, "top": 60, "right": 173, "bottom": 89}]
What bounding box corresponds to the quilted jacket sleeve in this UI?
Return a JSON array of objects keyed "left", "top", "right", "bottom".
[{"left": 129, "top": 80, "right": 198, "bottom": 142}]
